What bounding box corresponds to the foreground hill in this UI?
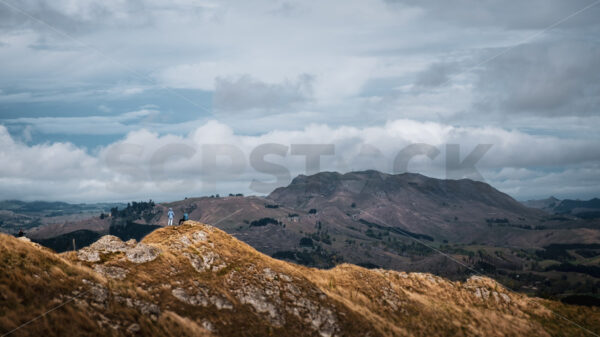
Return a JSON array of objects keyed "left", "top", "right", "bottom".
[
  {"left": 1, "top": 222, "right": 599, "bottom": 336},
  {"left": 21, "top": 171, "right": 600, "bottom": 302}
]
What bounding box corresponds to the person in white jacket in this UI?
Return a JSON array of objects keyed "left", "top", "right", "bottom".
[{"left": 167, "top": 208, "right": 174, "bottom": 226}]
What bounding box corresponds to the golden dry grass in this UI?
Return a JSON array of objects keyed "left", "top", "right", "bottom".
[{"left": 1, "top": 222, "right": 599, "bottom": 337}]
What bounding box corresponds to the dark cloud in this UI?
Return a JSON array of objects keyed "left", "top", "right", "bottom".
[
  {"left": 0, "top": 0, "right": 206, "bottom": 34},
  {"left": 386, "top": 0, "right": 600, "bottom": 30},
  {"left": 414, "top": 62, "right": 461, "bottom": 87},
  {"left": 474, "top": 40, "right": 600, "bottom": 116},
  {"left": 0, "top": 1, "right": 120, "bottom": 34},
  {"left": 213, "top": 74, "right": 314, "bottom": 113},
  {"left": 0, "top": 0, "right": 599, "bottom": 201}
]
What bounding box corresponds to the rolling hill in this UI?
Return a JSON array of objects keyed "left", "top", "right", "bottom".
[
  {"left": 1, "top": 222, "right": 599, "bottom": 336},
  {"left": 525, "top": 197, "right": 600, "bottom": 219},
  {"left": 12, "top": 171, "right": 600, "bottom": 303}
]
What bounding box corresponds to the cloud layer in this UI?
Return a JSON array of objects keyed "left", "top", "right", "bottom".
[
  {"left": 1, "top": 119, "right": 599, "bottom": 202},
  {"left": 1, "top": 0, "right": 599, "bottom": 201}
]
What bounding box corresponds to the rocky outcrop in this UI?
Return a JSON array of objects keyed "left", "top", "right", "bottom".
[
  {"left": 184, "top": 250, "right": 226, "bottom": 273},
  {"left": 465, "top": 276, "right": 512, "bottom": 304},
  {"left": 8, "top": 222, "right": 590, "bottom": 337},
  {"left": 171, "top": 287, "right": 232, "bottom": 310},
  {"left": 125, "top": 243, "right": 160, "bottom": 263},
  {"left": 76, "top": 235, "right": 160, "bottom": 264},
  {"left": 227, "top": 266, "right": 339, "bottom": 336},
  {"left": 93, "top": 265, "right": 128, "bottom": 280}
]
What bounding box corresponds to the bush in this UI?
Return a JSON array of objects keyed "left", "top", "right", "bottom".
[
  {"left": 299, "top": 237, "right": 313, "bottom": 247},
  {"left": 250, "top": 218, "right": 281, "bottom": 227}
]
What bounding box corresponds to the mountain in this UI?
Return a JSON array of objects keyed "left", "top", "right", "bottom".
[
  {"left": 268, "top": 170, "right": 549, "bottom": 243},
  {"left": 1, "top": 222, "right": 599, "bottom": 336},
  {"left": 16, "top": 171, "right": 600, "bottom": 302},
  {"left": 522, "top": 197, "right": 561, "bottom": 212},
  {"left": 0, "top": 200, "right": 125, "bottom": 235},
  {"left": 25, "top": 201, "right": 161, "bottom": 252},
  {"left": 524, "top": 197, "right": 600, "bottom": 219}
]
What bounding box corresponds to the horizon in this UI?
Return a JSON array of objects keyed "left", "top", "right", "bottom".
[
  {"left": 1, "top": 1, "right": 600, "bottom": 202},
  {"left": 0, "top": 168, "right": 597, "bottom": 204}
]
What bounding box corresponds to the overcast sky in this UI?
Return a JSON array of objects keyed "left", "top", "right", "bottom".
[{"left": 0, "top": 0, "right": 599, "bottom": 202}]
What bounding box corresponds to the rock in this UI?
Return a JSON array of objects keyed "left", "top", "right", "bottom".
[
  {"left": 87, "top": 283, "right": 109, "bottom": 304},
  {"left": 133, "top": 299, "right": 160, "bottom": 316},
  {"left": 279, "top": 273, "right": 292, "bottom": 282},
  {"left": 77, "top": 248, "right": 100, "bottom": 262},
  {"left": 115, "top": 296, "right": 160, "bottom": 317},
  {"left": 172, "top": 287, "right": 209, "bottom": 306},
  {"left": 202, "top": 320, "right": 215, "bottom": 332},
  {"left": 286, "top": 297, "right": 338, "bottom": 337},
  {"left": 126, "top": 243, "right": 160, "bottom": 263},
  {"left": 127, "top": 323, "right": 140, "bottom": 334},
  {"left": 211, "top": 295, "right": 233, "bottom": 310},
  {"left": 262, "top": 268, "right": 277, "bottom": 281},
  {"left": 191, "top": 231, "right": 207, "bottom": 242},
  {"left": 172, "top": 287, "right": 232, "bottom": 309},
  {"left": 94, "top": 265, "right": 128, "bottom": 280},
  {"left": 185, "top": 251, "right": 226, "bottom": 273},
  {"left": 313, "top": 307, "right": 338, "bottom": 337},
  {"left": 473, "top": 287, "right": 490, "bottom": 300},
  {"left": 89, "top": 235, "right": 130, "bottom": 253},
  {"left": 179, "top": 235, "right": 193, "bottom": 247},
  {"left": 75, "top": 235, "right": 159, "bottom": 265},
  {"left": 234, "top": 285, "right": 284, "bottom": 327}
]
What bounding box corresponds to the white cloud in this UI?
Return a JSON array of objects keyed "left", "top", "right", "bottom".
[
  {"left": 213, "top": 74, "right": 313, "bottom": 113},
  {"left": 1, "top": 119, "right": 599, "bottom": 202},
  {"left": 0, "top": 0, "right": 599, "bottom": 202},
  {"left": 3, "top": 109, "right": 159, "bottom": 135}
]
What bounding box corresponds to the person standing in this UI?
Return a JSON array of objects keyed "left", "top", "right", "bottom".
[{"left": 167, "top": 208, "right": 174, "bottom": 226}]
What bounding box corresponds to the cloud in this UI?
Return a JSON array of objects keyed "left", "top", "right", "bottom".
[
  {"left": 387, "top": 0, "right": 600, "bottom": 30},
  {"left": 2, "top": 109, "right": 159, "bottom": 135},
  {"left": 0, "top": 0, "right": 217, "bottom": 33},
  {"left": 414, "top": 62, "right": 461, "bottom": 87},
  {"left": 474, "top": 40, "right": 600, "bottom": 116},
  {"left": 0, "top": 0, "right": 599, "bottom": 204},
  {"left": 213, "top": 74, "right": 313, "bottom": 113},
  {"left": 0, "top": 119, "right": 599, "bottom": 202}
]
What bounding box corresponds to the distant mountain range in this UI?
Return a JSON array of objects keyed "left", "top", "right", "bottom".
[
  {"left": 523, "top": 197, "right": 600, "bottom": 219},
  {"left": 2, "top": 170, "right": 599, "bottom": 304},
  {"left": 0, "top": 200, "right": 126, "bottom": 216},
  {"left": 0, "top": 200, "right": 125, "bottom": 235}
]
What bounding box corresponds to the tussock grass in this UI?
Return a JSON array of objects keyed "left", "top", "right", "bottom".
[{"left": 2, "top": 223, "right": 599, "bottom": 337}]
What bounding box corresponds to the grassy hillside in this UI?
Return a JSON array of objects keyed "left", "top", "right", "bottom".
[{"left": 1, "top": 222, "right": 599, "bottom": 336}]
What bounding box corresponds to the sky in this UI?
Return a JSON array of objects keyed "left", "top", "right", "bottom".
[{"left": 0, "top": 0, "right": 599, "bottom": 203}]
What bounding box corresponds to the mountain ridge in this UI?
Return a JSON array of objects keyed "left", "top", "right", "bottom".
[
  {"left": 2, "top": 222, "right": 599, "bottom": 336},
  {"left": 7, "top": 170, "right": 600, "bottom": 303}
]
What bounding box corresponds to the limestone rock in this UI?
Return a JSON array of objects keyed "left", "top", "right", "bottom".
[
  {"left": 185, "top": 251, "right": 226, "bottom": 272},
  {"left": 77, "top": 248, "right": 100, "bottom": 262},
  {"left": 93, "top": 265, "right": 128, "bottom": 280},
  {"left": 89, "top": 235, "right": 131, "bottom": 253},
  {"left": 235, "top": 284, "right": 284, "bottom": 327},
  {"left": 125, "top": 243, "right": 161, "bottom": 263},
  {"left": 77, "top": 235, "right": 160, "bottom": 263},
  {"left": 191, "top": 230, "right": 207, "bottom": 243},
  {"left": 127, "top": 323, "right": 140, "bottom": 334},
  {"left": 171, "top": 287, "right": 232, "bottom": 309}
]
